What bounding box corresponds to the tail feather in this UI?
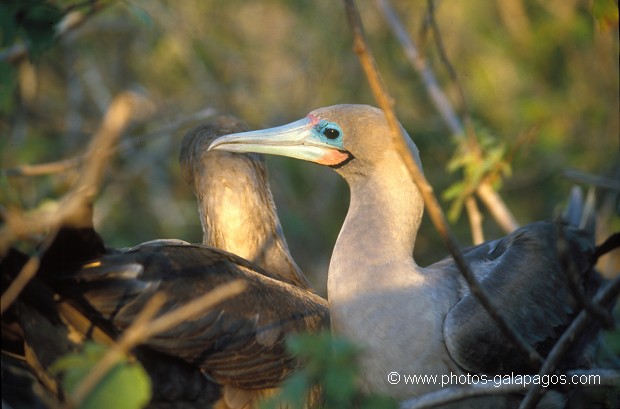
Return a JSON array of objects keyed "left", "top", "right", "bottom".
[
  {"left": 563, "top": 185, "right": 596, "bottom": 236},
  {"left": 563, "top": 185, "right": 585, "bottom": 227},
  {"left": 580, "top": 187, "right": 596, "bottom": 235}
]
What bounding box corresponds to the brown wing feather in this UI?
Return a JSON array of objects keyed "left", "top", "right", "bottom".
[{"left": 50, "top": 241, "right": 329, "bottom": 389}]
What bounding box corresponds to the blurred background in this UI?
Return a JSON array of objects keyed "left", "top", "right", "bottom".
[{"left": 2, "top": 0, "right": 619, "bottom": 295}]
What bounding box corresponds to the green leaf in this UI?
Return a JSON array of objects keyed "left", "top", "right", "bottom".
[
  {"left": 264, "top": 332, "right": 395, "bottom": 409},
  {"left": 21, "top": 2, "right": 64, "bottom": 59},
  {"left": 359, "top": 395, "right": 398, "bottom": 409},
  {"left": 51, "top": 342, "right": 151, "bottom": 409},
  {"left": 592, "top": 0, "right": 619, "bottom": 30},
  {"left": 324, "top": 365, "right": 357, "bottom": 403},
  {"left": 260, "top": 371, "right": 309, "bottom": 409},
  {"left": 443, "top": 124, "right": 511, "bottom": 223}
]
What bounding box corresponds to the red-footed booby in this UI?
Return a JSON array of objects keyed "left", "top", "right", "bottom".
[
  {"left": 180, "top": 116, "right": 310, "bottom": 289},
  {"left": 3, "top": 117, "right": 328, "bottom": 409},
  {"left": 209, "top": 104, "right": 605, "bottom": 406}
]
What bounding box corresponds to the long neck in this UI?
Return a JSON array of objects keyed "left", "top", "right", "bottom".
[
  {"left": 194, "top": 157, "right": 311, "bottom": 289},
  {"left": 328, "top": 150, "right": 424, "bottom": 298}
]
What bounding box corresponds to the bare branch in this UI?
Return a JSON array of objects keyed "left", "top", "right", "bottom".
[
  {"left": 476, "top": 183, "right": 519, "bottom": 233},
  {"left": 67, "top": 280, "right": 246, "bottom": 408},
  {"left": 0, "top": 249, "right": 43, "bottom": 315},
  {"left": 3, "top": 156, "right": 82, "bottom": 178},
  {"left": 465, "top": 196, "right": 484, "bottom": 245},
  {"left": 375, "top": 0, "right": 462, "bottom": 135},
  {"left": 67, "top": 293, "right": 168, "bottom": 408},
  {"left": 556, "top": 222, "right": 613, "bottom": 327},
  {"left": 518, "top": 276, "right": 620, "bottom": 409},
  {"left": 2, "top": 107, "right": 217, "bottom": 178},
  {"left": 563, "top": 168, "right": 620, "bottom": 191},
  {"left": 375, "top": 0, "right": 519, "bottom": 233},
  {"left": 0, "top": 91, "right": 153, "bottom": 313},
  {"left": 140, "top": 280, "right": 246, "bottom": 341},
  {"left": 343, "top": 0, "right": 542, "bottom": 369}
]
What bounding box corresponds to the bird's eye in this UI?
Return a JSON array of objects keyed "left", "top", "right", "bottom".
[{"left": 323, "top": 127, "right": 340, "bottom": 140}]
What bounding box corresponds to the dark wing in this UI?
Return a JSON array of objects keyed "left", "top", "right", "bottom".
[
  {"left": 441, "top": 221, "right": 596, "bottom": 374},
  {"left": 50, "top": 242, "right": 329, "bottom": 389}
]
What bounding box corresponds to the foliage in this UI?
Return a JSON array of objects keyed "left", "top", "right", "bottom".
[
  {"left": 2, "top": 2, "right": 618, "bottom": 407},
  {"left": 2, "top": 0, "right": 618, "bottom": 283},
  {"left": 260, "top": 331, "right": 397, "bottom": 409},
  {"left": 442, "top": 126, "right": 512, "bottom": 222},
  {"left": 50, "top": 341, "right": 152, "bottom": 409},
  {"left": 592, "top": 0, "right": 619, "bottom": 31},
  {"left": 0, "top": 0, "right": 64, "bottom": 58},
  {"left": 0, "top": 0, "right": 64, "bottom": 111}
]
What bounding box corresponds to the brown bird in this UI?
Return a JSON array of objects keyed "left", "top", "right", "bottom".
[
  {"left": 2, "top": 117, "right": 329, "bottom": 409},
  {"left": 209, "top": 104, "right": 611, "bottom": 407},
  {"left": 180, "top": 116, "right": 310, "bottom": 289}
]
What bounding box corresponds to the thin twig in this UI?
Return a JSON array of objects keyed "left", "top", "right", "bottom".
[
  {"left": 343, "top": 0, "right": 543, "bottom": 368},
  {"left": 420, "top": 0, "right": 520, "bottom": 235},
  {"left": 0, "top": 248, "right": 43, "bottom": 315},
  {"left": 518, "top": 276, "right": 620, "bottom": 409},
  {"left": 399, "top": 368, "right": 620, "bottom": 409},
  {"left": 476, "top": 183, "right": 519, "bottom": 233},
  {"left": 465, "top": 196, "right": 484, "bottom": 244},
  {"left": 141, "top": 280, "right": 246, "bottom": 341},
  {"left": 68, "top": 293, "right": 168, "bottom": 408},
  {"left": 0, "top": 91, "right": 152, "bottom": 312},
  {"left": 68, "top": 280, "right": 246, "bottom": 408},
  {"left": 556, "top": 222, "right": 613, "bottom": 327},
  {"left": 3, "top": 156, "right": 82, "bottom": 177},
  {"left": 374, "top": 0, "right": 462, "bottom": 135},
  {"left": 2, "top": 107, "right": 217, "bottom": 178},
  {"left": 375, "top": 0, "right": 519, "bottom": 233},
  {"left": 425, "top": 0, "right": 472, "bottom": 128},
  {"left": 563, "top": 168, "right": 620, "bottom": 191}
]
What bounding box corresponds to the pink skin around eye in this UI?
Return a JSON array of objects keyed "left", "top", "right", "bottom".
[
  {"left": 306, "top": 114, "right": 349, "bottom": 166},
  {"left": 317, "top": 150, "right": 350, "bottom": 166},
  {"left": 306, "top": 113, "right": 321, "bottom": 126},
  {"left": 306, "top": 113, "right": 349, "bottom": 165}
]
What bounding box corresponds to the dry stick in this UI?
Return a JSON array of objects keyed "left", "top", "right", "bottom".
[
  {"left": 3, "top": 157, "right": 82, "bottom": 177},
  {"left": 3, "top": 107, "right": 217, "bottom": 178},
  {"left": 518, "top": 276, "right": 620, "bottom": 409},
  {"left": 0, "top": 92, "right": 152, "bottom": 313},
  {"left": 68, "top": 280, "right": 246, "bottom": 408},
  {"left": 556, "top": 223, "right": 613, "bottom": 328},
  {"left": 343, "top": 0, "right": 543, "bottom": 368},
  {"left": 375, "top": 0, "right": 519, "bottom": 234},
  {"left": 399, "top": 368, "right": 620, "bottom": 409},
  {"left": 67, "top": 293, "right": 168, "bottom": 408},
  {"left": 465, "top": 196, "right": 484, "bottom": 245},
  {"left": 563, "top": 168, "right": 620, "bottom": 191},
  {"left": 0, "top": 247, "right": 43, "bottom": 315}
]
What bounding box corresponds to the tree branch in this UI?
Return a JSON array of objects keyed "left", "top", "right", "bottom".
[
  {"left": 343, "top": 0, "right": 543, "bottom": 369},
  {"left": 518, "top": 276, "right": 620, "bottom": 409},
  {"left": 2, "top": 107, "right": 217, "bottom": 178},
  {"left": 0, "top": 91, "right": 153, "bottom": 314},
  {"left": 375, "top": 0, "right": 519, "bottom": 233},
  {"left": 465, "top": 196, "right": 484, "bottom": 245},
  {"left": 67, "top": 280, "right": 246, "bottom": 408}
]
